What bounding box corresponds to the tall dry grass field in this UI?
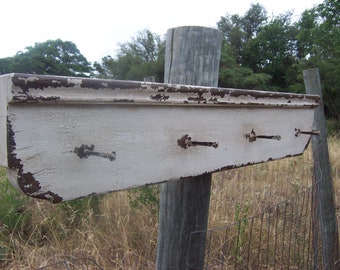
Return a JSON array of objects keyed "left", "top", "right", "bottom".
[{"left": 0, "top": 136, "right": 339, "bottom": 269}]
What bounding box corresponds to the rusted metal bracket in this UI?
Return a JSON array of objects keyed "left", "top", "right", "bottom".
[
  {"left": 73, "top": 144, "right": 116, "bottom": 161},
  {"left": 295, "top": 128, "right": 320, "bottom": 137},
  {"left": 245, "top": 129, "right": 281, "bottom": 142},
  {"left": 177, "top": 134, "right": 218, "bottom": 149}
]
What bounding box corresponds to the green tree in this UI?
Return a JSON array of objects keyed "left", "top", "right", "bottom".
[
  {"left": 0, "top": 39, "right": 92, "bottom": 76},
  {"left": 218, "top": 14, "right": 245, "bottom": 63},
  {"left": 94, "top": 29, "right": 165, "bottom": 81},
  {"left": 218, "top": 3, "right": 267, "bottom": 63},
  {"left": 217, "top": 4, "right": 271, "bottom": 89},
  {"left": 242, "top": 13, "right": 300, "bottom": 91},
  {"left": 295, "top": 9, "right": 319, "bottom": 59},
  {"left": 242, "top": 3, "right": 268, "bottom": 41},
  {"left": 218, "top": 41, "right": 271, "bottom": 89},
  {"left": 296, "top": 0, "right": 340, "bottom": 120}
]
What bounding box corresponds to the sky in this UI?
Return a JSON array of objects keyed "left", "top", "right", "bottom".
[{"left": 1, "top": 0, "right": 323, "bottom": 64}]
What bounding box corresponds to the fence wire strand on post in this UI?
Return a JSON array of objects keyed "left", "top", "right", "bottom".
[
  {"left": 187, "top": 183, "right": 322, "bottom": 269},
  {"left": 37, "top": 257, "right": 103, "bottom": 270}
]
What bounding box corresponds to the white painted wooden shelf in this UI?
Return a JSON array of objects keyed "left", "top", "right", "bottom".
[{"left": 0, "top": 73, "right": 319, "bottom": 202}]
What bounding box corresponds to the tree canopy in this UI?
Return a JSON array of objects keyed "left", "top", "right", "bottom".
[
  {"left": 93, "top": 29, "right": 165, "bottom": 81},
  {"left": 295, "top": 0, "right": 340, "bottom": 121},
  {"left": 0, "top": 39, "right": 92, "bottom": 77},
  {"left": 217, "top": 0, "right": 339, "bottom": 120}
]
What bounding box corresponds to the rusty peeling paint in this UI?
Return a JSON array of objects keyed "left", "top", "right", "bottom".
[
  {"left": 187, "top": 96, "right": 206, "bottom": 103},
  {"left": 33, "top": 191, "right": 62, "bottom": 203},
  {"left": 9, "top": 74, "right": 320, "bottom": 108},
  {"left": 7, "top": 118, "right": 20, "bottom": 169},
  {"left": 12, "top": 74, "right": 143, "bottom": 92},
  {"left": 113, "top": 99, "right": 134, "bottom": 103},
  {"left": 80, "top": 80, "right": 107, "bottom": 90},
  {"left": 179, "top": 87, "right": 209, "bottom": 95},
  {"left": 12, "top": 74, "right": 73, "bottom": 92},
  {"left": 7, "top": 118, "right": 63, "bottom": 203},
  {"left": 18, "top": 172, "right": 40, "bottom": 194},
  {"left": 36, "top": 96, "right": 60, "bottom": 102},
  {"left": 80, "top": 78, "right": 142, "bottom": 90},
  {"left": 226, "top": 89, "right": 318, "bottom": 102},
  {"left": 12, "top": 95, "right": 60, "bottom": 103},
  {"left": 208, "top": 97, "right": 218, "bottom": 102},
  {"left": 150, "top": 93, "right": 170, "bottom": 101},
  {"left": 210, "top": 89, "right": 227, "bottom": 98}
]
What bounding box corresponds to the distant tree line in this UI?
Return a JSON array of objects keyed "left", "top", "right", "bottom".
[
  {"left": 0, "top": 39, "right": 92, "bottom": 77},
  {"left": 0, "top": 0, "right": 338, "bottom": 121}
]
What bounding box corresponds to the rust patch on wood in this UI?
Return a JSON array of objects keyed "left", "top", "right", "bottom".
[
  {"left": 80, "top": 78, "right": 142, "bottom": 90},
  {"left": 8, "top": 74, "right": 320, "bottom": 108},
  {"left": 113, "top": 99, "right": 134, "bottom": 103},
  {"left": 12, "top": 74, "right": 73, "bottom": 92},
  {"left": 7, "top": 118, "right": 62, "bottom": 203},
  {"left": 150, "top": 93, "right": 170, "bottom": 101},
  {"left": 210, "top": 88, "right": 228, "bottom": 98},
  {"left": 187, "top": 96, "right": 206, "bottom": 103},
  {"left": 12, "top": 95, "right": 60, "bottom": 103}
]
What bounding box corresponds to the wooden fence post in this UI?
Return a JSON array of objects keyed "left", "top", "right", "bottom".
[
  {"left": 156, "top": 26, "right": 223, "bottom": 270},
  {"left": 303, "top": 68, "right": 339, "bottom": 269}
]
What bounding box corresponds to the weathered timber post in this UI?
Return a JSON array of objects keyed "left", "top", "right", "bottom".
[
  {"left": 156, "top": 26, "right": 222, "bottom": 270},
  {"left": 303, "top": 68, "right": 339, "bottom": 269}
]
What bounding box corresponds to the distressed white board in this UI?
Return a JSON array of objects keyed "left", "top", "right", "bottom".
[{"left": 0, "top": 74, "right": 319, "bottom": 202}]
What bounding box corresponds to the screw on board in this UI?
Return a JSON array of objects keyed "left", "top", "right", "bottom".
[
  {"left": 295, "top": 128, "right": 321, "bottom": 137},
  {"left": 73, "top": 144, "right": 116, "bottom": 161},
  {"left": 245, "top": 129, "right": 281, "bottom": 142},
  {"left": 177, "top": 134, "right": 218, "bottom": 149}
]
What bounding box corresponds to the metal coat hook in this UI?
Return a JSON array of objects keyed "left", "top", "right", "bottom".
[
  {"left": 295, "top": 128, "right": 321, "bottom": 137},
  {"left": 73, "top": 144, "right": 116, "bottom": 161},
  {"left": 245, "top": 129, "right": 281, "bottom": 142},
  {"left": 177, "top": 134, "right": 218, "bottom": 149}
]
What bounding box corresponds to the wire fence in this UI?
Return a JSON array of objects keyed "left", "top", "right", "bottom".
[
  {"left": 183, "top": 146, "right": 330, "bottom": 270},
  {"left": 37, "top": 257, "right": 103, "bottom": 270},
  {"left": 187, "top": 184, "right": 322, "bottom": 269},
  {"left": 33, "top": 141, "right": 339, "bottom": 269}
]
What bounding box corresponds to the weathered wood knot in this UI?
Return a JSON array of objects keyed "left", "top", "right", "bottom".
[
  {"left": 245, "top": 129, "right": 281, "bottom": 142},
  {"left": 295, "top": 128, "right": 320, "bottom": 137},
  {"left": 73, "top": 144, "right": 116, "bottom": 161},
  {"left": 177, "top": 134, "right": 218, "bottom": 149}
]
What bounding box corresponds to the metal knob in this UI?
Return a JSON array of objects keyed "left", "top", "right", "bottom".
[
  {"left": 177, "top": 134, "right": 218, "bottom": 149},
  {"left": 73, "top": 144, "right": 116, "bottom": 161},
  {"left": 245, "top": 129, "right": 281, "bottom": 142},
  {"left": 295, "top": 128, "right": 320, "bottom": 137}
]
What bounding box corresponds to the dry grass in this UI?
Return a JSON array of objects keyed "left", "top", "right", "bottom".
[{"left": 0, "top": 135, "right": 339, "bottom": 269}]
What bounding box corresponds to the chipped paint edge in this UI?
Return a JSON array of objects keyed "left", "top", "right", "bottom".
[
  {"left": 6, "top": 118, "right": 63, "bottom": 203},
  {"left": 2, "top": 73, "right": 320, "bottom": 108}
]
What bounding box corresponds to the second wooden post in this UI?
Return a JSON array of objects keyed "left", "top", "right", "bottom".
[
  {"left": 156, "top": 26, "right": 223, "bottom": 270},
  {"left": 304, "top": 68, "right": 339, "bottom": 270}
]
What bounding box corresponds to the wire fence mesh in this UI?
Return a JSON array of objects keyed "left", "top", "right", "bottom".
[
  {"left": 187, "top": 184, "right": 322, "bottom": 269},
  {"left": 37, "top": 257, "right": 103, "bottom": 270},
  {"left": 187, "top": 151, "right": 322, "bottom": 269}
]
